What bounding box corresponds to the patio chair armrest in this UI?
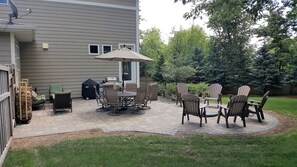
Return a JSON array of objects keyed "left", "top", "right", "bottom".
[
  {"left": 176, "top": 92, "right": 182, "bottom": 99},
  {"left": 218, "top": 104, "right": 228, "bottom": 110},
  {"left": 248, "top": 100, "right": 260, "bottom": 104},
  {"left": 200, "top": 104, "right": 207, "bottom": 109},
  {"left": 228, "top": 94, "right": 234, "bottom": 99},
  {"left": 203, "top": 92, "right": 209, "bottom": 98},
  {"left": 218, "top": 93, "right": 222, "bottom": 100}
]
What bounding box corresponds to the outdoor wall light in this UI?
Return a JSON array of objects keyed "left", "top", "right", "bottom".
[{"left": 42, "top": 43, "right": 49, "bottom": 50}]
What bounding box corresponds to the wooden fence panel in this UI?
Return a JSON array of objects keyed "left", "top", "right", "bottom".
[{"left": 0, "top": 65, "right": 13, "bottom": 166}]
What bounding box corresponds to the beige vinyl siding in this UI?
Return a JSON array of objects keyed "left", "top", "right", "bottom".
[
  {"left": 0, "top": 33, "right": 11, "bottom": 65},
  {"left": 4, "top": 0, "right": 137, "bottom": 98},
  {"left": 82, "top": 0, "right": 136, "bottom": 7}
]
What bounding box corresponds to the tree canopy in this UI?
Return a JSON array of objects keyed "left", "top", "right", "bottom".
[{"left": 139, "top": 0, "right": 297, "bottom": 95}]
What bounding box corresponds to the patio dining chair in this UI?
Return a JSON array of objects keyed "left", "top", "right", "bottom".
[
  {"left": 94, "top": 85, "right": 108, "bottom": 111},
  {"left": 182, "top": 94, "right": 207, "bottom": 127},
  {"left": 125, "top": 83, "right": 137, "bottom": 92},
  {"left": 217, "top": 95, "right": 248, "bottom": 128},
  {"left": 247, "top": 91, "right": 270, "bottom": 122},
  {"left": 176, "top": 83, "right": 188, "bottom": 106},
  {"left": 105, "top": 88, "right": 121, "bottom": 115},
  {"left": 133, "top": 87, "right": 149, "bottom": 112},
  {"left": 203, "top": 83, "right": 222, "bottom": 108},
  {"left": 147, "top": 83, "right": 158, "bottom": 102}
]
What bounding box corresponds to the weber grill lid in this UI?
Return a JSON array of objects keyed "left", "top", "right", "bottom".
[{"left": 82, "top": 79, "right": 98, "bottom": 87}]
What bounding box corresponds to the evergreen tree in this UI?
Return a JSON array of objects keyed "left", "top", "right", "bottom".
[
  {"left": 284, "top": 52, "right": 297, "bottom": 94},
  {"left": 250, "top": 45, "right": 280, "bottom": 93},
  {"left": 203, "top": 41, "right": 226, "bottom": 85},
  {"left": 191, "top": 47, "right": 205, "bottom": 82},
  {"left": 176, "top": 0, "right": 253, "bottom": 88},
  {"left": 284, "top": 37, "right": 297, "bottom": 94},
  {"left": 257, "top": 6, "right": 291, "bottom": 73}
]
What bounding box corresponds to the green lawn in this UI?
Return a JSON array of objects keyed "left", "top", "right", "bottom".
[
  {"left": 222, "top": 96, "right": 297, "bottom": 119},
  {"left": 3, "top": 97, "right": 297, "bottom": 167}
]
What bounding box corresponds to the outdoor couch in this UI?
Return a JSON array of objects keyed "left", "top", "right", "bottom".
[
  {"left": 49, "top": 83, "right": 63, "bottom": 103},
  {"left": 53, "top": 91, "right": 72, "bottom": 113},
  {"left": 32, "top": 91, "right": 46, "bottom": 110}
]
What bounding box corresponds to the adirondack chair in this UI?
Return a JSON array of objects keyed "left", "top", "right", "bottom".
[
  {"left": 238, "top": 85, "right": 251, "bottom": 96},
  {"left": 247, "top": 91, "right": 270, "bottom": 122},
  {"left": 217, "top": 95, "right": 248, "bottom": 128},
  {"left": 229, "top": 85, "right": 251, "bottom": 99},
  {"left": 204, "top": 83, "right": 223, "bottom": 108},
  {"left": 176, "top": 83, "right": 188, "bottom": 106},
  {"left": 182, "top": 94, "right": 207, "bottom": 127}
]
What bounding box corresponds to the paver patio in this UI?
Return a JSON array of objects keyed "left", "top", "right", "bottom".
[{"left": 13, "top": 98, "right": 279, "bottom": 138}]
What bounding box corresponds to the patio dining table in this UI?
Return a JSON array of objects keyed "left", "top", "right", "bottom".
[{"left": 117, "top": 91, "right": 137, "bottom": 107}]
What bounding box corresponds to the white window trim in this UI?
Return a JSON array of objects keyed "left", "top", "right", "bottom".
[
  {"left": 118, "top": 43, "right": 135, "bottom": 51},
  {"left": 102, "top": 45, "right": 112, "bottom": 54},
  {"left": 88, "top": 44, "right": 99, "bottom": 55},
  {"left": 118, "top": 43, "right": 136, "bottom": 84},
  {"left": 42, "top": 0, "right": 136, "bottom": 10},
  {"left": 0, "top": 0, "right": 8, "bottom": 5}
]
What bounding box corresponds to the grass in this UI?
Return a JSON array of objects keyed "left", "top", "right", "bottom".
[
  {"left": 3, "top": 96, "right": 297, "bottom": 167},
  {"left": 4, "top": 133, "right": 297, "bottom": 167},
  {"left": 222, "top": 96, "right": 297, "bottom": 119}
]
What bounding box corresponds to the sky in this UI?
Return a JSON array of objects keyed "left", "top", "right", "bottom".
[{"left": 139, "top": 0, "right": 211, "bottom": 43}]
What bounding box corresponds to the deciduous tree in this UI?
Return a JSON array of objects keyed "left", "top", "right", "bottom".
[{"left": 140, "top": 28, "right": 165, "bottom": 77}]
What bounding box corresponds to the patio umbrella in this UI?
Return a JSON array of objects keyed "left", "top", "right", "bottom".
[
  {"left": 94, "top": 47, "right": 153, "bottom": 91},
  {"left": 94, "top": 47, "right": 153, "bottom": 62}
]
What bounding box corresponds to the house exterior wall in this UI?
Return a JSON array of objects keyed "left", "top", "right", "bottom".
[
  {"left": 73, "top": 0, "right": 136, "bottom": 6},
  {"left": 0, "top": 0, "right": 138, "bottom": 98},
  {"left": 0, "top": 33, "right": 11, "bottom": 64}
]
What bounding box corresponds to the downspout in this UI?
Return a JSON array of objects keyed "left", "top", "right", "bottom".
[
  {"left": 10, "top": 33, "right": 16, "bottom": 65},
  {"left": 136, "top": 0, "right": 140, "bottom": 87}
]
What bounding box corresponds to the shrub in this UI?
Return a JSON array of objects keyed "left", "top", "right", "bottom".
[
  {"left": 164, "top": 83, "right": 176, "bottom": 100},
  {"left": 162, "top": 65, "right": 196, "bottom": 83},
  {"left": 157, "top": 83, "right": 166, "bottom": 96},
  {"left": 157, "top": 82, "right": 208, "bottom": 100},
  {"left": 188, "top": 82, "right": 208, "bottom": 96}
]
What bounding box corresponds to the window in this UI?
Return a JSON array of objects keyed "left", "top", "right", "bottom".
[
  {"left": 0, "top": 0, "right": 8, "bottom": 5},
  {"left": 102, "top": 45, "right": 112, "bottom": 54},
  {"left": 88, "top": 44, "right": 99, "bottom": 55}
]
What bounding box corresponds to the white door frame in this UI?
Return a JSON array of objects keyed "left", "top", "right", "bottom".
[{"left": 118, "top": 43, "right": 138, "bottom": 86}]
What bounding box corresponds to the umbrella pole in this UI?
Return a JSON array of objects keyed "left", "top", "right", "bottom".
[
  {"left": 122, "top": 79, "right": 124, "bottom": 92},
  {"left": 122, "top": 72, "right": 124, "bottom": 92}
]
